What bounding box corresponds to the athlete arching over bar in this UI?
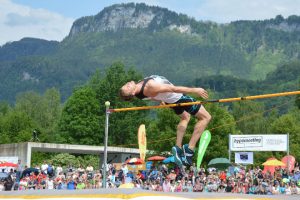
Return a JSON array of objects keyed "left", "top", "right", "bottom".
[{"left": 119, "top": 75, "right": 212, "bottom": 167}]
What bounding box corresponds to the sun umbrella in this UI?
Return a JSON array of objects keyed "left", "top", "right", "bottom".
[
  {"left": 163, "top": 156, "right": 175, "bottom": 164},
  {"left": 21, "top": 168, "right": 39, "bottom": 178},
  {"left": 147, "top": 156, "right": 166, "bottom": 161},
  {"left": 262, "top": 159, "right": 286, "bottom": 167},
  {"left": 208, "top": 158, "right": 231, "bottom": 169},
  {"left": 125, "top": 158, "right": 144, "bottom": 165},
  {"left": 0, "top": 162, "right": 18, "bottom": 167}
]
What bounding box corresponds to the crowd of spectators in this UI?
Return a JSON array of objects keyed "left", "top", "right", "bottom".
[{"left": 1, "top": 159, "right": 300, "bottom": 196}]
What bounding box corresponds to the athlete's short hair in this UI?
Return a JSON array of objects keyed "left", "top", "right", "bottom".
[{"left": 119, "top": 88, "right": 134, "bottom": 101}]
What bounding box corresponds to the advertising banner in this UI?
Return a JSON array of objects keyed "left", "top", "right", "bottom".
[
  {"left": 0, "top": 156, "right": 18, "bottom": 164},
  {"left": 230, "top": 134, "right": 288, "bottom": 151},
  {"left": 138, "top": 124, "right": 147, "bottom": 161}
]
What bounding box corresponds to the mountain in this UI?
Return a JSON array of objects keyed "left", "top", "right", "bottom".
[
  {"left": 0, "top": 3, "right": 299, "bottom": 103},
  {"left": 0, "top": 38, "right": 59, "bottom": 62}
]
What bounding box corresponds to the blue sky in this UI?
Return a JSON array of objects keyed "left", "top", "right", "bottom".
[{"left": 1, "top": 0, "right": 300, "bottom": 45}]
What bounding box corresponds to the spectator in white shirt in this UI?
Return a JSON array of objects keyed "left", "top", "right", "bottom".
[{"left": 41, "top": 161, "right": 48, "bottom": 175}]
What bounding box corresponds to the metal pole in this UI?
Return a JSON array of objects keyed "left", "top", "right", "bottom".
[
  {"left": 102, "top": 101, "right": 110, "bottom": 188},
  {"left": 228, "top": 134, "right": 231, "bottom": 163},
  {"left": 110, "top": 90, "right": 300, "bottom": 112},
  {"left": 287, "top": 133, "right": 290, "bottom": 176}
]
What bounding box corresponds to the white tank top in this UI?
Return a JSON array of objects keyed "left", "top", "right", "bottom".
[{"left": 146, "top": 75, "right": 182, "bottom": 103}]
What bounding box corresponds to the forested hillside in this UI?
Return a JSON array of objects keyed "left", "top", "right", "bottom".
[{"left": 0, "top": 2, "right": 299, "bottom": 104}]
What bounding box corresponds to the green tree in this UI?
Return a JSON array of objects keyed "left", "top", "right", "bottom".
[
  {"left": 147, "top": 108, "right": 180, "bottom": 153},
  {"left": 88, "top": 62, "right": 148, "bottom": 146},
  {"left": 59, "top": 86, "right": 101, "bottom": 145},
  {"left": 270, "top": 109, "right": 300, "bottom": 160},
  {"left": 204, "top": 103, "right": 237, "bottom": 165},
  {"left": 14, "top": 88, "right": 62, "bottom": 142},
  {"left": 296, "top": 80, "right": 300, "bottom": 109},
  {"left": 232, "top": 101, "right": 267, "bottom": 134},
  {"left": 0, "top": 110, "right": 35, "bottom": 143}
]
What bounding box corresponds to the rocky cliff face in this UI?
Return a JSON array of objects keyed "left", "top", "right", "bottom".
[{"left": 68, "top": 3, "right": 192, "bottom": 37}]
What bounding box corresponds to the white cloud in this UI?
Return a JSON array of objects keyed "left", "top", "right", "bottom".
[
  {"left": 195, "top": 0, "right": 300, "bottom": 23},
  {"left": 0, "top": 0, "right": 74, "bottom": 45}
]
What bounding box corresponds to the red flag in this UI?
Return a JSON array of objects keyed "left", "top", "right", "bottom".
[{"left": 282, "top": 155, "right": 296, "bottom": 172}]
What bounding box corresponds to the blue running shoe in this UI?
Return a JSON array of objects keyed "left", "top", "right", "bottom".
[
  {"left": 183, "top": 144, "right": 194, "bottom": 166},
  {"left": 172, "top": 145, "right": 183, "bottom": 167}
]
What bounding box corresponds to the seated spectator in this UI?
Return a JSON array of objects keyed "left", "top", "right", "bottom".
[
  {"left": 170, "top": 180, "right": 176, "bottom": 192},
  {"left": 149, "top": 168, "right": 158, "bottom": 181},
  {"left": 293, "top": 169, "right": 300, "bottom": 182},
  {"left": 279, "top": 182, "right": 286, "bottom": 194},
  {"left": 94, "top": 170, "right": 102, "bottom": 189},
  {"left": 257, "top": 181, "right": 266, "bottom": 195},
  {"left": 162, "top": 178, "right": 171, "bottom": 192},
  {"left": 186, "top": 181, "right": 193, "bottom": 192},
  {"left": 56, "top": 180, "right": 66, "bottom": 190},
  {"left": 27, "top": 176, "right": 36, "bottom": 190},
  {"left": 264, "top": 180, "right": 273, "bottom": 195},
  {"left": 19, "top": 178, "right": 28, "bottom": 190},
  {"left": 218, "top": 180, "right": 226, "bottom": 193},
  {"left": 41, "top": 161, "right": 48, "bottom": 175},
  {"left": 225, "top": 180, "right": 234, "bottom": 193},
  {"left": 272, "top": 181, "right": 280, "bottom": 194},
  {"left": 136, "top": 171, "right": 144, "bottom": 185},
  {"left": 193, "top": 177, "right": 203, "bottom": 192},
  {"left": 285, "top": 183, "right": 291, "bottom": 195},
  {"left": 47, "top": 163, "right": 54, "bottom": 178},
  {"left": 248, "top": 182, "right": 257, "bottom": 194},
  {"left": 290, "top": 182, "right": 298, "bottom": 195},
  {"left": 175, "top": 180, "right": 182, "bottom": 192},
  {"left": 76, "top": 179, "right": 86, "bottom": 190},
  {"left": 167, "top": 170, "right": 177, "bottom": 181},
  {"left": 67, "top": 178, "right": 76, "bottom": 190},
  {"left": 0, "top": 180, "right": 4, "bottom": 191},
  {"left": 46, "top": 177, "right": 54, "bottom": 190}
]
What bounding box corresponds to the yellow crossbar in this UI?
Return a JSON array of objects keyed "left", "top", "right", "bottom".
[{"left": 109, "top": 90, "right": 300, "bottom": 112}]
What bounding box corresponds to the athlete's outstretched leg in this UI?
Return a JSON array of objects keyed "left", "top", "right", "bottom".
[
  {"left": 183, "top": 106, "right": 211, "bottom": 166},
  {"left": 176, "top": 111, "right": 190, "bottom": 147},
  {"left": 172, "top": 111, "right": 190, "bottom": 167}
]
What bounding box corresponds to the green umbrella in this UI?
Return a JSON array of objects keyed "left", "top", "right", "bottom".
[{"left": 208, "top": 158, "right": 231, "bottom": 169}]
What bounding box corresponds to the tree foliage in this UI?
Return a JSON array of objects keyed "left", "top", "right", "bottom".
[{"left": 58, "top": 86, "right": 100, "bottom": 145}]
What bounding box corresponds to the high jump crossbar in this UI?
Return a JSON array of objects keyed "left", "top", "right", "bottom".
[{"left": 109, "top": 90, "right": 300, "bottom": 112}]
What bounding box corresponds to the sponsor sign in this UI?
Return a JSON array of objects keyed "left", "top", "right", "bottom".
[
  {"left": 235, "top": 152, "right": 253, "bottom": 164},
  {"left": 230, "top": 134, "right": 288, "bottom": 151},
  {"left": 114, "top": 163, "right": 146, "bottom": 172},
  {"left": 138, "top": 124, "right": 147, "bottom": 161},
  {"left": 0, "top": 156, "right": 18, "bottom": 164}
]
